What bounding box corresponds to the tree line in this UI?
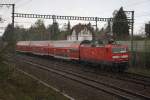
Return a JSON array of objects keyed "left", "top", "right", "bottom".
[
  {"left": 2, "top": 20, "right": 70, "bottom": 41},
  {"left": 2, "top": 7, "right": 133, "bottom": 42}
]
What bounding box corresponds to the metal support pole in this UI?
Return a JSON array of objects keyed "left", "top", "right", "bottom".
[
  {"left": 12, "top": 4, "right": 15, "bottom": 41},
  {"left": 52, "top": 15, "right": 56, "bottom": 40},
  {"left": 131, "top": 11, "right": 134, "bottom": 67},
  {"left": 52, "top": 15, "right": 56, "bottom": 24},
  {"left": 0, "top": 4, "right": 15, "bottom": 28},
  {"left": 0, "top": 3, "right": 15, "bottom": 52},
  {"left": 93, "top": 17, "right": 98, "bottom": 41}
]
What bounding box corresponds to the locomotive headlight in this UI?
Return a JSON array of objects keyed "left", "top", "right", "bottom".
[
  {"left": 121, "top": 55, "right": 128, "bottom": 58},
  {"left": 112, "top": 56, "right": 120, "bottom": 59}
]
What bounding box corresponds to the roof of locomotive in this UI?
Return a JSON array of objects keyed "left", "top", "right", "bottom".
[{"left": 80, "top": 39, "right": 128, "bottom": 48}]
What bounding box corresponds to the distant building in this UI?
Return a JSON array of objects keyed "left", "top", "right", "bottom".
[{"left": 67, "top": 23, "right": 93, "bottom": 41}]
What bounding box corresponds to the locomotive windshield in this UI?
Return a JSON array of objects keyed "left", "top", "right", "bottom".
[{"left": 112, "top": 47, "right": 127, "bottom": 53}]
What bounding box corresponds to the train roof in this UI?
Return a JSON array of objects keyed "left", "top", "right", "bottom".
[
  {"left": 17, "top": 40, "right": 82, "bottom": 47},
  {"left": 51, "top": 40, "right": 81, "bottom": 47},
  {"left": 17, "top": 41, "right": 30, "bottom": 46}
]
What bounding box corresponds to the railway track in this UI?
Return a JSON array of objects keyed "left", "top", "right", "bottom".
[
  {"left": 125, "top": 72, "right": 150, "bottom": 84},
  {"left": 3, "top": 61, "right": 75, "bottom": 100},
  {"left": 6, "top": 54, "right": 150, "bottom": 100},
  {"left": 14, "top": 53, "right": 150, "bottom": 89}
]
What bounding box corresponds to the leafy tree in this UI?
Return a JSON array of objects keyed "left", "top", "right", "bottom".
[
  {"left": 112, "top": 7, "right": 129, "bottom": 39},
  {"left": 58, "top": 31, "right": 68, "bottom": 40},
  {"left": 66, "top": 21, "right": 71, "bottom": 35},
  {"left": 105, "top": 21, "right": 111, "bottom": 33},
  {"left": 15, "top": 26, "right": 29, "bottom": 41},
  {"left": 14, "top": 20, "right": 61, "bottom": 41},
  {"left": 2, "top": 24, "right": 17, "bottom": 52},
  {"left": 28, "top": 26, "right": 38, "bottom": 40},
  {"left": 19, "top": 19, "right": 47, "bottom": 40},
  {"left": 87, "top": 22, "right": 95, "bottom": 39},
  {"left": 67, "top": 21, "right": 71, "bottom": 32},
  {"left": 0, "top": 17, "right": 2, "bottom": 22},
  {"left": 87, "top": 22, "right": 94, "bottom": 33},
  {"left": 32, "top": 19, "right": 47, "bottom": 40},
  {"left": 145, "top": 22, "right": 150, "bottom": 38},
  {"left": 2, "top": 24, "right": 14, "bottom": 42},
  {"left": 47, "top": 22, "right": 60, "bottom": 40}
]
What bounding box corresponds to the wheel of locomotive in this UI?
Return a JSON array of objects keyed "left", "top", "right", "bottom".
[
  {"left": 104, "top": 65, "right": 111, "bottom": 72},
  {"left": 119, "top": 65, "right": 127, "bottom": 72},
  {"left": 118, "top": 66, "right": 124, "bottom": 72},
  {"left": 100, "top": 63, "right": 105, "bottom": 70},
  {"left": 112, "top": 64, "right": 119, "bottom": 72},
  {"left": 118, "top": 63, "right": 127, "bottom": 72}
]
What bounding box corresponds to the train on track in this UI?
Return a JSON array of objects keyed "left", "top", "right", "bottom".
[{"left": 16, "top": 40, "right": 129, "bottom": 72}]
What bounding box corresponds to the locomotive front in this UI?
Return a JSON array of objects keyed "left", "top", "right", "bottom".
[{"left": 110, "top": 44, "right": 129, "bottom": 71}]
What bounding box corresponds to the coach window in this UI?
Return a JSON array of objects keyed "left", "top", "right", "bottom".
[
  {"left": 70, "top": 48, "right": 78, "bottom": 52},
  {"left": 112, "top": 48, "right": 127, "bottom": 53}
]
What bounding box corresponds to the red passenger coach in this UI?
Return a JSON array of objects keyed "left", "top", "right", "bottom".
[
  {"left": 30, "top": 41, "right": 50, "bottom": 55},
  {"left": 50, "top": 41, "right": 81, "bottom": 60},
  {"left": 16, "top": 41, "right": 31, "bottom": 52},
  {"left": 16, "top": 40, "right": 81, "bottom": 60}
]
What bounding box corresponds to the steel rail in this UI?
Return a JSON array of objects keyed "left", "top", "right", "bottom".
[{"left": 7, "top": 55, "right": 150, "bottom": 100}]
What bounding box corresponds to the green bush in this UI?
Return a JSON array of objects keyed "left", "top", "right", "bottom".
[{"left": 0, "top": 63, "right": 10, "bottom": 80}]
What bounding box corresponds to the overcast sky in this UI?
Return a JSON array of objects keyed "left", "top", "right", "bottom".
[{"left": 0, "top": 0, "right": 150, "bottom": 36}]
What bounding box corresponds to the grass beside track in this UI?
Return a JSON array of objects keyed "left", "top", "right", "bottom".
[
  {"left": 128, "top": 67, "right": 150, "bottom": 77},
  {"left": 0, "top": 62, "right": 69, "bottom": 100}
]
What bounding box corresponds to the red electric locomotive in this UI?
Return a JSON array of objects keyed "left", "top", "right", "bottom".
[
  {"left": 16, "top": 39, "right": 129, "bottom": 72},
  {"left": 79, "top": 40, "right": 129, "bottom": 71}
]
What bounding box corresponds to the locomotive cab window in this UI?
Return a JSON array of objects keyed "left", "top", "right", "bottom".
[{"left": 112, "top": 47, "right": 127, "bottom": 53}]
